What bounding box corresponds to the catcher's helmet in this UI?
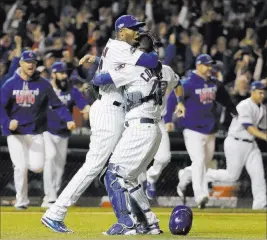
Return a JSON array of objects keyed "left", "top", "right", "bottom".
[{"left": 169, "top": 205, "right": 193, "bottom": 235}]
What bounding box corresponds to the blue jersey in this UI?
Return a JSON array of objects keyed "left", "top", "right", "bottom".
[
  {"left": 0, "top": 70, "right": 73, "bottom": 136},
  {"left": 47, "top": 86, "right": 88, "bottom": 137},
  {"left": 179, "top": 72, "right": 219, "bottom": 134}
]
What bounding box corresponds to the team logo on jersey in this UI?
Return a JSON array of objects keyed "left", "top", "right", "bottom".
[
  {"left": 13, "top": 82, "right": 39, "bottom": 107},
  {"left": 115, "top": 64, "right": 125, "bottom": 71},
  {"left": 58, "top": 94, "right": 71, "bottom": 105},
  {"left": 195, "top": 85, "right": 217, "bottom": 104}
]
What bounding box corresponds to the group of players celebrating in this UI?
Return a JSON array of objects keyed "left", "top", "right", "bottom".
[{"left": 0, "top": 14, "right": 266, "bottom": 236}]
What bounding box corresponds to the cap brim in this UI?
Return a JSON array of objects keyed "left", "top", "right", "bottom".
[
  {"left": 128, "top": 22, "right": 146, "bottom": 30},
  {"left": 22, "top": 59, "right": 37, "bottom": 62}
]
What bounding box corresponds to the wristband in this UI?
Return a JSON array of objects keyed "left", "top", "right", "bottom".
[{"left": 177, "top": 96, "right": 184, "bottom": 103}]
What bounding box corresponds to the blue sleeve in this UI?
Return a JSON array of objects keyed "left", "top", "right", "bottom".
[
  {"left": 0, "top": 82, "right": 12, "bottom": 126},
  {"left": 164, "top": 44, "right": 176, "bottom": 66},
  {"left": 72, "top": 87, "right": 88, "bottom": 110},
  {"left": 46, "top": 83, "right": 73, "bottom": 122},
  {"left": 0, "top": 57, "right": 20, "bottom": 88},
  {"left": 92, "top": 72, "right": 114, "bottom": 86},
  {"left": 181, "top": 79, "right": 191, "bottom": 98},
  {"left": 243, "top": 123, "right": 253, "bottom": 129},
  {"left": 136, "top": 51, "right": 158, "bottom": 68},
  {"left": 163, "top": 90, "right": 177, "bottom": 123},
  {"left": 86, "top": 57, "right": 101, "bottom": 82}
]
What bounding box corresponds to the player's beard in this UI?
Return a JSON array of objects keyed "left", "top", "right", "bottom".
[{"left": 55, "top": 78, "right": 69, "bottom": 92}]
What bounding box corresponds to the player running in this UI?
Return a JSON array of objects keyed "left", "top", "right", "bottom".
[
  {"left": 41, "top": 15, "right": 159, "bottom": 233},
  {"left": 42, "top": 61, "right": 90, "bottom": 208},
  {"left": 165, "top": 54, "right": 238, "bottom": 208},
  {"left": 0, "top": 51, "right": 75, "bottom": 209},
  {"left": 206, "top": 81, "right": 267, "bottom": 210},
  {"left": 145, "top": 64, "right": 183, "bottom": 200}
]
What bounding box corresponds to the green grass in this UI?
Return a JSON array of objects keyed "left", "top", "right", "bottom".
[{"left": 0, "top": 207, "right": 266, "bottom": 239}]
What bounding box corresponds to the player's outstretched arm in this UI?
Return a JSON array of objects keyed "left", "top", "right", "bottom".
[
  {"left": 163, "top": 90, "right": 177, "bottom": 131},
  {"left": 246, "top": 125, "right": 267, "bottom": 141},
  {"left": 46, "top": 84, "right": 73, "bottom": 123},
  {"left": 174, "top": 82, "right": 186, "bottom": 118}
]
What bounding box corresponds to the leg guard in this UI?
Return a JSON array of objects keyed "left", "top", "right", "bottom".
[{"left": 104, "top": 166, "right": 135, "bottom": 228}]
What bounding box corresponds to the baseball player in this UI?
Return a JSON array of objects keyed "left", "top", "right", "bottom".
[
  {"left": 42, "top": 62, "right": 90, "bottom": 208},
  {"left": 145, "top": 65, "right": 181, "bottom": 200},
  {"left": 206, "top": 81, "right": 267, "bottom": 210},
  {"left": 41, "top": 15, "right": 159, "bottom": 233},
  {"left": 0, "top": 51, "right": 75, "bottom": 209},
  {"left": 165, "top": 54, "right": 237, "bottom": 208},
  {"left": 93, "top": 32, "right": 163, "bottom": 235}
]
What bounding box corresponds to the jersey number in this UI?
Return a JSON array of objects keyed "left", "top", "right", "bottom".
[{"left": 98, "top": 47, "right": 109, "bottom": 71}]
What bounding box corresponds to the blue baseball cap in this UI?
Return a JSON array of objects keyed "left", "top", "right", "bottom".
[
  {"left": 195, "top": 54, "right": 215, "bottom": 66},
  {"left": 51, "top": 62, "right": 68, "bottom": 73},
  {"left": 20, "top": 50, "right": 37, "bottom": 62},
  {"left": 250, "top": 81, "right": 265, "bottom": 91},
  {"left": 115, "top": 15, "right": 146, "bottom": 32}
]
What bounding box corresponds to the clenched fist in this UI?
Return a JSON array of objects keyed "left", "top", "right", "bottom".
[
  {"left": 9, "top": 119, "right": 18, "bottom": 131},
  {"left": 67, "top": 121, "right": 76, "bottom": 130},
  {"left": 79, "top": 54, "right": 96, "bottom": 65}
]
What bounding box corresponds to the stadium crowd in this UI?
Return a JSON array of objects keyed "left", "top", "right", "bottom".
[{"left": 0, "top": 0, "right": 267, "bottom": 128}]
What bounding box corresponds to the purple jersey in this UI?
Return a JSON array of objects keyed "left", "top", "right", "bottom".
[
  {"left": 47, "top": 87, "right": 88, "bottom": 137},
  {"left": 0, "top": 70, "right": 73, "bottom": 136}
]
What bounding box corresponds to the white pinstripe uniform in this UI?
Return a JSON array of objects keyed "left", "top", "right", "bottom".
[
  {"left": 146, "top": 65, "right": 180, "bottom": 184},
  {"left": 107, "top": 63, "right": 162, "bottom": 225},
  {"left": 44, "top": 39, "right": 145, "bottom": 221},
  {"left": 206, "top": 98, "right": 267, "bottom": 209}
]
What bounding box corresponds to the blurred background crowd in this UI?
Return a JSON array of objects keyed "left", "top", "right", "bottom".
[{"left": 0, "top": 0, "right": 267, "bottom": 131}]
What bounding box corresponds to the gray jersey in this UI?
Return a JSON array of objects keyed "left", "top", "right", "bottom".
[
  {"left": 160, "top": 65, "right": 180, "bottom": 117},
  {"left": 110, "top": 64, "right": 161, "bottom": 121},
  {"left": 97, "top": 39, "right": 143, "bottom": 104},
  {"left": 228, "top": 98, "right": 267, "bottom": 140}
]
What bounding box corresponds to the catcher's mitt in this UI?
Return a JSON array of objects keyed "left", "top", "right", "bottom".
[{"left": 133, "top": 30, "right": 163, "bottom": 53}]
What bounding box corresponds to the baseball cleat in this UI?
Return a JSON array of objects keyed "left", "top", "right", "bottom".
[
  {"left": 198, "top": 196, "right": 209, "bottom": 209},
  {"left": 15, "top": 205, "right": 28, "bottom": 210},
  {"left": 41, "top": 201, "right": 55, "bottom": 208},
  {"left": 146, "top": 181, "right": 156, "bottom": 200},
  {"left": 103, "top": 223, "right": 136, "bottom": 235},
  {"left": 136, "top": 222, "right": 163, "bottom": 235},
  {"left": 41, "top": 216, "right": 73, "bottom": 233}
]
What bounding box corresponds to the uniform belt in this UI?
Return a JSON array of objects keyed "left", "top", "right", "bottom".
[
  {"left": 125, "top": 118, "right": 155, "bottom": 127},
  {"left": 98, "top": 94, "right": 122, "bottom": 107},
  {"left": 233, "top": 137, "right": 253, "bottom": 143}
]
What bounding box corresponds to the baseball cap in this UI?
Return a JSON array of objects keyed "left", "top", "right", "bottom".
[
  {"left": 250, "top": 81, "right": 265, "bottom": 91},
  {"left": 195, "top": 54, "right": 215, "bottom": 66},
  {"left": 20, "top": 51, "right": 37, "bottom": 62},
  {"left": 115, "top": 15, "right": 146, "bottom": 32},
  {"left": 51, "top": 62, "right": 68, "bottom": 73}
]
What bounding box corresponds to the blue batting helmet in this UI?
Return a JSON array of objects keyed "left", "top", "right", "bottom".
[{"left": 169, "top": 205, "right": 193, "bottom": 235}]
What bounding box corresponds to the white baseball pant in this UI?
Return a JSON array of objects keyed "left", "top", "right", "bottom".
[
  {"left": 146, "top": 120, "right": 171, "bottom": 183},
  {"left": 45, "top": 99, "right": 124, "bottom": 221},
  {"left": 43, "top": 131, "right": 68, "bottom": 203},
  {"left": 109, "top": 119, "right": 162, "bottom": 225},
  {"left": 182, "top": 129, "right": 215, "bottom": 204},
  {"left": 7, "top": 134, "right": 44, "bottom": 207},
  {"left": 206, "top": 136, "right": 267, "bottom": 209}
]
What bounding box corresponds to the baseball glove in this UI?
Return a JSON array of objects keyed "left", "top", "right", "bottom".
[{"left": 133, "top": 30, "right": 163, "bottom": 53}]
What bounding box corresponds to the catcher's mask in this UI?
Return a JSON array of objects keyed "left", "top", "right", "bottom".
[{"left": 134, "top": 31, "right": 163, "bottom": 53}]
